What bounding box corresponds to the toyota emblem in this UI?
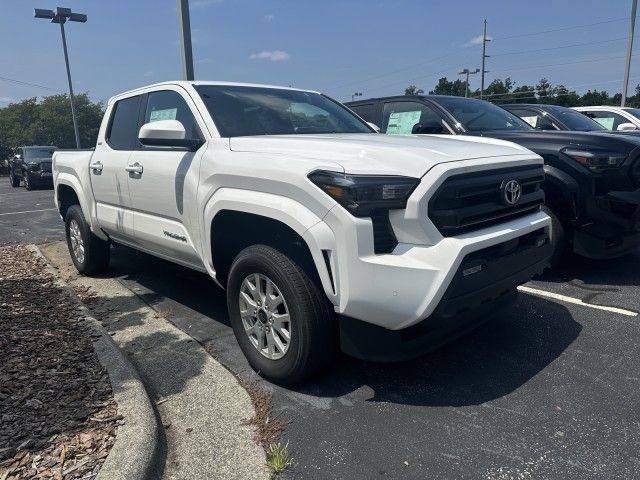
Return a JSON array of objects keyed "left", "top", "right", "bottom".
[{"left": 502, "top": 180, "right": 522, "bottom": 205}]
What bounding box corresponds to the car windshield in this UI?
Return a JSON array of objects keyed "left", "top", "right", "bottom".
[
  {"left": 195, "top": 85, "right": 373, "bottom": 137},
  {"left": 431, "top": 96, "right": 532, "bottom": 132},
  {"left": 542, "top": 105, "right": 605, "bottom": 131},
  {"left": 23, "top": 147, "right": 56, "bottom": 160},
  {"left": 623, "top": 107, "right": 640, "bottom": 120}
]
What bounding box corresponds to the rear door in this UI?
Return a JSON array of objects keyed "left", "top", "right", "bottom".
[
  {"left": 126, "top": 87, "right": 206, "bottom": 268},
  {"left": 90, "top": 94, "right": 142, "bottom": 242}
]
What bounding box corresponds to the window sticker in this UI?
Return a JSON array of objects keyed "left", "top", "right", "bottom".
[
  {"left": 521, "top": 116, "right": 538, "bottom": 128},
  {"left": 387, "top": 110, "right": 422, "bottom": 134},
  {"left": 149, "top": 108, "right": 177, "bottom": 122},
  {"left": 593, "top": 117, "right": 615, "bottom": 130}
]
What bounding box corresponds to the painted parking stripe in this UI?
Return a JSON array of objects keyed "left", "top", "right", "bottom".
[
  {"left": 0, "top": 208, "right": 57, "bottom": 217},
  {"left": 518, "top": 285, "right": 638, "bottom": 317}
]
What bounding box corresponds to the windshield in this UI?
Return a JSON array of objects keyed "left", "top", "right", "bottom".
[
  {"left": 194, "top": 85, "right": 373, "bottom": 137},
  {"left": 431, "top": 96, "right": 532, "bottom": 132},
  {"left": 542, "top": 105, "right": 605, "bottom": 131},
  {"left": 23, "top": 147, "right": 56, "bottom": 160},
  {"left": 623, "top": 107, "right": 640, "bottom": 120}
]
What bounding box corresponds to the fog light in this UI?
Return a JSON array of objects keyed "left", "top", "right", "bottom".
[{"left": 462, "top": 264, "right": 483, "bottom": 277}]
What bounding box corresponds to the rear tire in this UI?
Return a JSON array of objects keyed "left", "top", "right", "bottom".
[
  {"left": 543, "top": 206, "right": 566, "bottom": 268},
  {"left": 65, "top": 205, "right": 110, "bottom": 275},
  {"left": 23, "top": 172, "right": 32, "bottom": 190},
  {"left": 227, "top": 244, "right": 337, "bottom": 385},
  {"left": 9, "top": 172, "right": 19, "bottom": 187}
]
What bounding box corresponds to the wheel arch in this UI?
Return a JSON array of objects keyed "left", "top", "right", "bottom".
[{"left": 542, "top": 165, "right": 579, "bottom": 223}]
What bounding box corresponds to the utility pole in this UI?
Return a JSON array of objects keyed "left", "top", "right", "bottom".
[
  {"left": 35, "top": 7, "right": 86, "bottom": 149},
  {"left": 622, "top": 0, "right": 638, "bottom": 107},
  {"left": 458, "top": 68, "right": 480, "bottom": 97},
  {"left": 177, "top": 0, "right": 195, "bottom": 80},
  {"left": 480, "top": 19, "right": 490, "bottom": 100}
]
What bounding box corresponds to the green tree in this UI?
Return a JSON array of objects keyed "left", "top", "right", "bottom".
[
  {"left": 428, "top": 77, "right": 466, "bottom": 96},
  {"left": 404, "top": 85, "right": 424, "bottom": 95}
]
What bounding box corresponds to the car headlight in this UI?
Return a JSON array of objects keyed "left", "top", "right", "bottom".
[
  {"left": 561, "top": 147, "right": 627, "bottom": 172},
  {"left": 308, "top": 170, "right": 419, "bottom": 217}
]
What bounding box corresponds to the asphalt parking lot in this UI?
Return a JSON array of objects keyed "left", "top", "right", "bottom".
[{"left": 2, "top": 180, "right": 639, "bottom": 479}]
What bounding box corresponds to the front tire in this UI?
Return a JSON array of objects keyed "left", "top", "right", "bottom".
[
  {"left": 227, "top": 245, "right": 336, "bottom": 384},
  {"left": 65, "top": 205, "right": 110, "bottom": 275},
  {"left": 543, "top": 206, "right": 567, "bottom": 268},
  {"left": 23, "top": 172, "right": 32, "bottom": 190},
  {"left": 9, "top": 172, "right": 20, "bottom": 187}
]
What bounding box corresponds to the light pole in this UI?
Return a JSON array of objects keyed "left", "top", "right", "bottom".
[
  {"left": 177, "top": 0, "right": 195, "bottom": 81},
  {"left": 458, "top": 68, "right": 480, "bottom": 97},
  {"left": 35, "top": 7, "right": 86, "bottom": 149},
  {"left": 352, "top": 92, "right": 363, "bottom": 101},
  {"left": 480, "top": 19, "right": 490, "bottom": 100},
  {"left": 622, "top": 0, "right": 638, "bottom": 107}
]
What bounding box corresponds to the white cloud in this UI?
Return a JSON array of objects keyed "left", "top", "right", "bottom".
[
  {"left": 264, "top": 14, "right": 275, "bottom": 22},
  {"left": 0, "top": 96, "right": 15, "bottom": 103},
  {"left": 463, "top": 35, "right": 491, "bottom": 47},
  {"left": 249, "top": 50, "right": 290, "bottom": 62}
]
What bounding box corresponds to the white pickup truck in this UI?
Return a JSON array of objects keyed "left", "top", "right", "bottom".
[{"left": 53, "top": 81, "right": 552, "bottom": 383}]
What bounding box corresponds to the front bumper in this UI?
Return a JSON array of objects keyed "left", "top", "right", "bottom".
[
  {"left": 339, "top": 227, "right": 551, "bottom": 361},
  {"left": 25, "top": 171, "right": 53, "bottom": 186}
]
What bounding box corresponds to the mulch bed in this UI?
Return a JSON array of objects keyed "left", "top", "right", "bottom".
[{"left": 0, "top": 245, "right": 119, "bottom": 479}]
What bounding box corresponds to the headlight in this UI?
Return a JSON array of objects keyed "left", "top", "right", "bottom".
[
  {"left": 308, "top": 170, "right": 419, "bottom": 217},
  {"left": 561, "top": 147, "right": 627, "bottom": 172}
]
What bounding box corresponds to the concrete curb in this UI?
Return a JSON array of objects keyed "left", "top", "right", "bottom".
[{"left": 28, "top": 245, "right": 162, "bottom": 480}]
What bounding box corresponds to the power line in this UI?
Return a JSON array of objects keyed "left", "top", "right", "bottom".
[
  {"left": 0, "top": 75, "right": 62, "bottom": 93},
  {"left": 489, "top": 53, "right": 639, "bottom": 74},
  {"left": 491, "top": 37, "right": 628, "bottom": 57},
  {"left": 492, "top": 17, "right": 628, "bottom": 41}
]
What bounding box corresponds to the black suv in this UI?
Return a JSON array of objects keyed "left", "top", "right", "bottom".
[
  {"left": 346, "top": 95, "right": 640, "bottom": 263},
  {"left": 9, "top": 146, "right": 57, "bottom": 190}
]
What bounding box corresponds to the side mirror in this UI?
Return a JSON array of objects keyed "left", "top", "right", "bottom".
[
  {"left": 367, "top": 122, "right": 381, "bottom": 133},
  {"left": 411, "top": 122, "right": 444, "bottom": 134},
  {"left": 138, "top": 120, "right": 202, "bottom": 150},
  {"left": 617, "top": 122, "right": 638, "bottom": 131}
]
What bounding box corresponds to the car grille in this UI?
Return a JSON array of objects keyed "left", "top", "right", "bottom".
[
  {"left": 41, "top": 162, "right": 52, "bottom": 173},
  {"left": 429, "top": 165, "right": 545, "bottom": 236}
]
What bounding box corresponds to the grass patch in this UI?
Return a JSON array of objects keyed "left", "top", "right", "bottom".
[{"left": 266, "top": 442, "right": 292, "bottom": 476}]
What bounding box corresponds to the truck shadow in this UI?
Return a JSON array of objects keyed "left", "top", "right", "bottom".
[{"left": 106, "top": 245, "right": 582, "bottom": 407}]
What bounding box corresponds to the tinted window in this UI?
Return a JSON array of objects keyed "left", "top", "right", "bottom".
[
  {"left": 540, "top": 105, "right": 605, "bottom": 131},
  {"left": 622, "top": 108, "right": 640, "bottom": 120},
  {"left": 23, "top": 147, "right": 56, "bottom": 159},
  {"left": 382, "top": 101, "right": 450, "bottom": 135},
  {"left": 582, "top": 110, "right": 628, "bottom": 131},
  {"left": 144, "top": 90, "right": 200, "bottom": 141},
  {"left": 504, "top": 108, "right": 555, "bottom": 130},
  {"left": 431, "top": 97, "right": 531, "bottom": 132},
  {"left": 107, "top": 95, "right": 142, "bottom": 149},
  {"left": 194, "top": 85, "right": 372, "bottom": 137},
  {"left": 349, "top": 103, "right": 376, "bottom": 123}
]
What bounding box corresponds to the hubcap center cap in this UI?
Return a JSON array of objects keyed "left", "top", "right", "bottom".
[{"left": 257, "top": 309, "right": 269, "bottom": 324}]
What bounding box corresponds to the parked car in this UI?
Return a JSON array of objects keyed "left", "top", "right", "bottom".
[
  {"left": 502, "top": 104, "right": 608, "bottom": 132},
  {"left": 346, "top": 95, "right": 640, "bottom": 263},
  {"left": 53, "top": 81, "right": 552, "bottom": 383},
  {"left": 574, "top": 106, "right": 640, "bottom": 132},
  {"left": 9, "top": 145, "right": 57, "bottom": 189}
]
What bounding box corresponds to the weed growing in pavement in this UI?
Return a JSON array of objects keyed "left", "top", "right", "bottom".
[{"left": 266, "top": 442, "right": 292, "bottom": 477}]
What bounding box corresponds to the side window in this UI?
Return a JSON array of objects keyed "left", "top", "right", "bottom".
[
  {"left": 144, "top": 90, "right": 200, "bottom": 141},
  {"left": 583, "top": 110, "right": 627, "bottom": 130},
  {"left": 107, "top": 95, "right": 143, "bottom": 150},
  {"left": 509, "top": 109, "right": 556, "bottom": 130},
  {"left": 349, "top": 103, "right": 376, "bottom": 123},
  {"left": 382, "top": 101, "right": 449, "bottom": 135}
]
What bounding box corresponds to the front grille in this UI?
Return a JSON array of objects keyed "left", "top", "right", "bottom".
[
  {"left": 429, "top": 165, "right": 545, "bottom": 236},
  {"left": 41, "top": 162, "right": 52, "bottom": 173}
]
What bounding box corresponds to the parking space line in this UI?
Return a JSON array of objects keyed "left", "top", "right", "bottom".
[
  {"left": 518, "top": 285, "right": 638, "bottom": 317},
  {"left": 0, "top": 208, "right": 57, "bottom": 217}
]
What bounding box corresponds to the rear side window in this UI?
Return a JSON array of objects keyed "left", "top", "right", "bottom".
[
  {"left": 382, "top": 101, "right": 450, "bottom": 135},
  {"left": 107, "top": 95, "right": 142, "bottom": 150},
  {"left": 508, "top": 108, "right": 556, "bottom": 130},
  {"left": 143, "top": 90, "right": 200, "bottom": 141},
  {"left": 349, "top": 103, "right": 376, "bottom": 123}
]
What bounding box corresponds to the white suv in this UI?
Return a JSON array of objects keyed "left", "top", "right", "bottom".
[
  {"left": 53, "top": 81, "right": 552, "bottom": 383},
  {"left": 574, "top": 106, "right": 640, "bottom": 131}
]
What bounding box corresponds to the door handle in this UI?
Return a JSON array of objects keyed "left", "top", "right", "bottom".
[
  {"left": 125, "top": 163, "right": 143, "bottom": 174},
  {"left": 89, "top": 161, "right": 103, "bottom": 172}
]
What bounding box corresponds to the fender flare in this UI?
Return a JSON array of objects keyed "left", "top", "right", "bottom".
[
  {"left": 202, "top": 188, "right": 338, "bottom": 303},
  {"left": 543, "top": 165, "right": 579, "bottom": 221},
  {"left": 55, "top": 174, "right": 109, "bottom": 241}
]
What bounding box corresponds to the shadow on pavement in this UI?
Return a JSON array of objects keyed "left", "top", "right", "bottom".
[{"left": 538, "top": 250, "right": 640, "bottom": 287}]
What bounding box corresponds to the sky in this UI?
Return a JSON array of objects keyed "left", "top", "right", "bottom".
[{"left": 0, "top": 0, "right": 638, "bottom": 106}]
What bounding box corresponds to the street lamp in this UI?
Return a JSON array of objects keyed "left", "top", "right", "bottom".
[
  {"left": 458, "top": 68, "right": 480, "bottom": 98},
  {"left": 34, "top": 7, "right": 87, "bottom": 149},
  {"left": 352, "top": 92, "right": 363, "bottom": 101}
]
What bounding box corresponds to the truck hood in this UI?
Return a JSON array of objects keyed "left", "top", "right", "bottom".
[{"left": 229, "top": 133, "right": 536, "bottom": 177}]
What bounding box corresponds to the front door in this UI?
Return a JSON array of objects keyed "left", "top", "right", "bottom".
[
  {"left": 90, "top": 94, "right": 142, "bottom": 242},
  {"left": 126, "top": 88, "right": 206, "bottom": 268}
]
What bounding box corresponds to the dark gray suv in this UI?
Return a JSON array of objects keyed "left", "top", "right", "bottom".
[{"left": 9, "top": 146, "right": 57, "bottom": 190}]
